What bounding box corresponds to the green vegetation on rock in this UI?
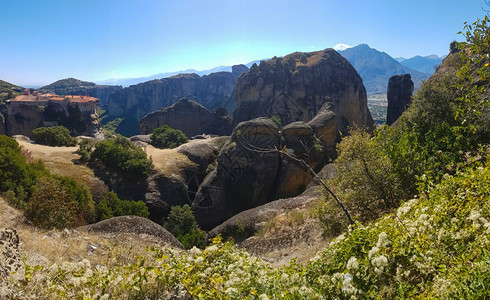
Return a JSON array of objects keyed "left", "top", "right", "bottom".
[
  {"left": 90, "top": 136, "right": 153, "bottom": 181},
  {"left": 95, "top": 191, "right": 149, "bottom": 221},
  {"left": 32, "top": 126, "right": 77, "bottom": 147},
  {"left": 150, "top": 125, "right": 188, "bottom": 149},
  {"left": 164, "top": 205, "right": 206, "bottom": 249}
]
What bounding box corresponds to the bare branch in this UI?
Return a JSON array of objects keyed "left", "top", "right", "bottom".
[{"left": 236, "top": 135, "right": 354, "bottom": 225}]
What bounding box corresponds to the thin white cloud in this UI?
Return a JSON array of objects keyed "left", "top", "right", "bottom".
[{"left": 333, "top": 43, "right": 353, "bottom": 51}]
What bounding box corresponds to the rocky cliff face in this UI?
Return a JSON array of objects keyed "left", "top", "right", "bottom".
[
  {"left": 192, "top": 110, "right": 338, "bottom": 230},
  {"left": 234, "top": 49, "right": 374, "bottom": 132},
  {"left": 386, "top": 74, "right": 414, "bottom": 125},
  {"left": 5, "top": 102, "right": 98, "bottom": 138},
  {"left": 108, "top": 66, "right": 249, "bottom": 123},
  {"left": 0, "top": 110, "right": 5, "bottom": 135},
  {"left": 39, "top": 78, "right": 122, "bottom": 107},
  {"left": 139, "top": 98, "right": 232, "bottom": 137}
]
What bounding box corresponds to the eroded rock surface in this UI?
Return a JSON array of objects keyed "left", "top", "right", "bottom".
[
  {"left": 139, "top": 98, "right": 232, "bottom": 137},
  {"left": 234, "top": 49, "right": 374, "bottom": 132},
  {"left": 386, "top": 74, "right": 414, "bottom": 125},
  {"left": 0, "top": 228, "right": 21, "bottom": 281},
  {"left": 192, "top": 114, "right": 336, "bottom": 230}
]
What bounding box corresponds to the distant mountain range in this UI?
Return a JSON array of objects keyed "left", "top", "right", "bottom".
[
  {"left": 97, "top": 60, "right": 261, "bottom": 87},
  {"left": 395, "top": 55, "right": 444, "bottom": 74},
  {"left": 3, "top": 45, "right": 445, "bottom": 100},
  {"left": 338, "top": 44, "right": 434, "bottom": 95}
]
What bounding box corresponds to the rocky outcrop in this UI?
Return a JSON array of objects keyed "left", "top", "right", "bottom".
[
  {"left": 0, "top": 228, "right": 21, "bottom": 281},
  {"left": 5, "top": 101, "right": 99, "bottom": 138},
  {"left": 78, "top": 216, "right": 183, "bottom": 248},
  {"left": 192, "top": 113, "right": 337, "bottom": 230},
  {"left": 39, "top": 78, "right": 122, "bottom": 107},
  {"left": 139, "top": 98, "right": 232, "bottom": 137},
  {"left": 108, "top": 69, "right": 246, "bottom": 121},
  {"left": 386, "top": 74, "right": 414, "bottom": 125},
  {"left": 232, "top": 64, "right": 249, "bottom": 79},
  {"left": 192, "top": 118, "right": 282, "bottom": 229},
  {"left": 0, "top": 111, "right": 5, "bottom": 135},
  {"left": 234, "top": 49, "right": 374, "bottom": 132}
]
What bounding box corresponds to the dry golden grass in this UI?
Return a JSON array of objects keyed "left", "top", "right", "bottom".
[
  {"left": 16, "top": 139, "right": 108, "bottom": 198},
  {"left": 0, "top": 197, "right": 173, "bottom": 268},
  {"left": 145, "top": 144, "right": 197, "bottom": 179}
]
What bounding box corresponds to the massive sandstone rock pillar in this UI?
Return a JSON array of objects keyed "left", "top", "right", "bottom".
[
  {"left": 386, "top": 74, "right": 414, "bottom": 125},
  {"left": 233, "top": 49, "right": 374, "bottom": 132}
]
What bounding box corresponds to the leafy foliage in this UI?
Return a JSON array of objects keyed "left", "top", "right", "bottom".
[
  {"left": 150, "top": 125, "right": 188, "bottom": 149},
  {"left": 323, "top": 128, "right": 407, "bottom": 230},
  {"left": 32, "top": 126, "right": 77, "bottom": 147},
  {"left": 90, "top": 136, "right": 153, "bottom": 180},
  {"left": 9, "top": 164, "right": 489, "bottom": 298},
  {"left": 95, "top": 191, "right": 149, "bottom": 221},
  {"left": 164, "top": 205, "right": 206, "bottom": 249},
  {"left": 25, "top": 175, "right": 95, "bottom": 229},
  {"left": 0, "top": 136, "right": 48, "bottom": 206}
]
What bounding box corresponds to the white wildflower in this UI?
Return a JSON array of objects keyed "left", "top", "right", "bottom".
[
  {"left": 331, "top": 272, "right": 343, "bottom": 284},
  {"left": 194, "top": 256, "right": 204, "bottom": 264},
  {"left": 225, "top": 287, "right": 238, "bottom": 294},
  {"left": 346, "top": 256, "right": 359, "bottom": 270},
  {"left": 376, "top": 232, "right": 389, "bottom": 248},
  {"left": 189, "top": 246, "right": 201, "bottom": 256},
  {"left": 368, "top": 246, "right": 379, "bottom": 259},
  {"left": 342, "top": 273, "right": 357, "bottom": 295},
  {"left": 259, "top": 294, "right": 270, "bottom": 300},
  {"left": 206, "top": 245, "right": 218, "bottom": 253}
]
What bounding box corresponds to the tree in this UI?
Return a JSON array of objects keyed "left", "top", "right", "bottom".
[
  {"left": 150, "top": 125, "right": 188, "bottom": 149},
  {"left": 95, "top": 191, "right": 149, "bottom": 221},
  {"left": 32, "top": 126, "right": 77, "bottom": 146},
  {"left": 164, "top": 205, "right": 206, "bottom": 249},
  {"left": 25, "top": 175, "right": 95, "bottom": 229},
  {"left": 91, "top": 136, "right": 153, "bottom": 180}
]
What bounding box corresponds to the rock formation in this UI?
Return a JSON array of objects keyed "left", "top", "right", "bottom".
[
  {"left": 139, "top": 98, "right": 232, "bottom": 137},
  {"left": 5, "top": 99, "right": 99, "bottom": 138},
  {"left": 233, "top": 49, "right": 374, "bottom": 132},
  {"left": 0, "top": 228, "right": 21, "bottom": 281},
  {"left": 108, "top": 66, "right": 249, "bottom": 122},
  {"left": 0, "top": 111, "right": 5, "bottom": 135},
  {"left": 192, "top": 111, "right": 338, "bottom": 230},
  {"left": 386, "top": 74, "right": 414, "bottom": 125},
  {"left": 39, "top": 78, "right": 122, "bottom": 107},
  {"left": 78, "top": 216, "right": 183, "bottom": 248}
]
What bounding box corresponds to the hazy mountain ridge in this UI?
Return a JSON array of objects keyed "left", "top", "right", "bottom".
[
  {"left": 339, "top": 44, "right": 430, "bottom": 95},
  {"left": 398, "top": 55, "right": 443, "bottom": 74},
  {"left": 97, "top": 60, "right": 262, "bottom": 87}
]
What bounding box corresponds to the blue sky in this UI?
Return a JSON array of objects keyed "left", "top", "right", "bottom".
[{"left": 0, "top": 0, "right": 486, "bottom": 86}]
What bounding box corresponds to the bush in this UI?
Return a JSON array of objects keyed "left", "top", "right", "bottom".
[
  {"left": 327, "top": 128, "right": 407, "bottom": 224},
  {"left": 95, "top": 191, "right": 149, "bottom": 221},
  {"left": 164, "top": 205, "right": 206, "bottom": 249},
  {"left": 150, "top": 125, "right": 188, "bottom": 149},
  {"left": 91, "top": 136, "right": 153, "bottom": 180},
  {"left": 32, "top": 126, "right": 77, "bottom": 146},
  {"left": 25, "top": 175, "right": 95, "bottom": 229},
  {"left": 0, "top": 136, "right": 48, "bottom": 205}
]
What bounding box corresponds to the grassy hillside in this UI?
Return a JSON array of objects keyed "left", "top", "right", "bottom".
[{"left": 0, "top": 79, "right": 23, "bottom": 104}]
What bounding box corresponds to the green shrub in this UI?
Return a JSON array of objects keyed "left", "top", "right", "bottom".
[
  {"left": 0, "top": 136, "right": 49, "bottom": 204},
  {"left": 75, "top": 139, "right": 94, "bottom": 163},
  {"left": 32, "top": 126, "right": 77, "bottom": 146},
  {"left": 164, "top": 204, "right": 206, "bottom": 249},
  {"left": 327, "top": 128, "right": 407, "bottom": 224},
  {"left": 24, "top": 175, "right": 95, "bottom": 229},
  {"left": 150, "top": 125, "right": 188, "bottom": 149},
  {"left": 91, "top": 136, "right": 153, "bottom": 180},
  {"left": 95, "top": 191, "right": 149, "bottom": 221}
]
